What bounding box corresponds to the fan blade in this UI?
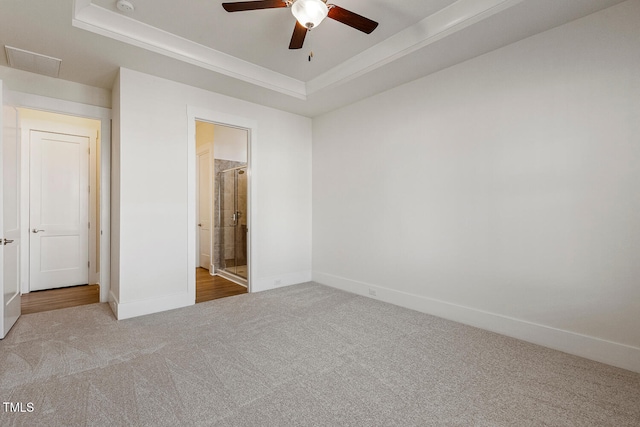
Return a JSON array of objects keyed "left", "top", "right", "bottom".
[
  {"left": 327, "top": 5, "right": 378, "bottom": 34},
  {"left": 222, "top": 0, "right": 287, "bottom": 12},
  {"left": 289, "top": 22, "right": 308, "bottom": 49}
]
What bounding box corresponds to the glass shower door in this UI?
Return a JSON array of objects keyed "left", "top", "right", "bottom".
[
  {"left": 235, "top": 168, "right": 248, "bottom": 278},
  {"left": 220, "top": 167, "right": 247, "bottom": 279}
]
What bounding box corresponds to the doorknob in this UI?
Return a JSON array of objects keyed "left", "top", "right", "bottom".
[
  {"left": 32, "top": 228, "right": 45, "bottom": 233},
  {"left": 2, "top": 238, "right": 14, "bottom": 245}
]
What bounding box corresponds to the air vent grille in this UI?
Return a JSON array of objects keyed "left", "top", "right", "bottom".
[{"left": 5, "top": 46, "right": 61, "bottom": 78}]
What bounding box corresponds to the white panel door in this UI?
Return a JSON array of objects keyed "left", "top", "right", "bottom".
[
  {"left": 29, "top": 131, "right": 89, "bottom": 291},
  {"left": 197, "top": 146, "right": 211, "bottom": 269},
  {"left": 1, "top": 85, "right": 21, "bottom": 339}
]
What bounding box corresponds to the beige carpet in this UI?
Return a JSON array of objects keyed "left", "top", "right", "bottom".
[{"left": 1, "top": 283, "right": 639, "bottom": 426}]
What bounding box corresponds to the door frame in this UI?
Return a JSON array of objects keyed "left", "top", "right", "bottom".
[
  {"left": 187, "top": 106, "right": 256, "bottom": 298},
  {"left": 4, "top": 90, "right": 111, "bottom": 303},
  {"left": 195, "top": 142, "right": 212, "bottom": 271}
]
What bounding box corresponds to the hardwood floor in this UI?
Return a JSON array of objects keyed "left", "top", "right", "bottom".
[
  {"left": 20, "top": 270, "right": 246, "bottom": 315},
  {"left": 196, "top": 268, "right": 247, "bottom": 303},
  {"left": 21, "top": 284, "right": 100, "bottom": 315}
]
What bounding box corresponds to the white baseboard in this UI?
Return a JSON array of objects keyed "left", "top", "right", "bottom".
[
  {"left": 312, "top": 271, "right": 640, "bottom": 374},
  {"left": 108, "top": 289, "right": 194, "bottom": 320},
  {"left": 252, "top": 270, "right": 312, "bottom": 293},
  {"left": 107, "top": 290, "right": 118, "bottom": 318}
]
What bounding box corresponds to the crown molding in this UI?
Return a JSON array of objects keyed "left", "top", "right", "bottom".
[
  {"left": 306, "top": 0, "right": 523, "bottom": 95},
  {"left": 72, "top": 0, "right": 523, "bottom": 100},
  {"left": 72, "top": 0, "right": 307, "bottom": 99}
]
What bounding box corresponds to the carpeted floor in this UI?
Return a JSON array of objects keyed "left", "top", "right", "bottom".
[{"left": 1, "top": 283, "right": 639, "bottom": 426}]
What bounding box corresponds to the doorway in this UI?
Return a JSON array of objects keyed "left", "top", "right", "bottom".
[
  {"left": 19, "top": 108, "right": 102, "bottom": 309},
  {"left": 194, "top": 119, "right": 249, "bottom": 302},
  {"left": 2, "top": 90, "right": 110, "bottom": 336}
]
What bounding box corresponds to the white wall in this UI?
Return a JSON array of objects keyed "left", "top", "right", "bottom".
[
  {"left": 0, "top": 66, "right": 111, "bottom": 109},
  {"left": 111, "top": 67, "right": 312, "bottom": 318},
  {"left": 195, "top": 122, "right": 247, "bottom": 161},
  {"left": 213, "top": 124, "right": 248, "bottom": 162},
  {"left": 312, "top": 0, "right": 640, "bottom": 373}
]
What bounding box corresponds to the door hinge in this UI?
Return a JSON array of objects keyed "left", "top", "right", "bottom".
[
  {"left": 88, "top": 261, "right": 90, "bottom": 268},
  {"left": 88, "top": 222, "right": 91, "bottom": 229}
]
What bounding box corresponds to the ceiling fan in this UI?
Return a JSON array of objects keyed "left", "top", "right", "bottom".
[{"left": 221, "top": 0, "right": 378, "bottom": 49}]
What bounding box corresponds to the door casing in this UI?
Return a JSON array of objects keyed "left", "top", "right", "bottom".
[
  {"left": 196, "top": 143, "right": 212, "bottom": 271},
  {"left": 4, "top": 90, "right": 111, "bottom": 303},
  {"left": 187, "top": 107, "right": 256, "bottom": 301}
]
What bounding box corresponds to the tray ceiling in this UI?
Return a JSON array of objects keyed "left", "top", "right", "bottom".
[{"left": 0, "top": 0, "right": 628, "bottom": 116}]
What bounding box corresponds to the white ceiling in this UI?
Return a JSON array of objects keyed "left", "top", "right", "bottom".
[
  {"left": 0, "top": 0, "right": 627, "bottom": 117},
  {"left": 91, "top": 0, "right": 458, "bottom": 82}
]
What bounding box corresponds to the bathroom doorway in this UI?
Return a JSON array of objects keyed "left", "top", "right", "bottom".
[{"left": 195, "top": 120, "right": 249, "bottom": 302}]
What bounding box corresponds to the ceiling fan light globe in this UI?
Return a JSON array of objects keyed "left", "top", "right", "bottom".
[{"left": 292, "top": 0, "right": 328, "bottom": 29}]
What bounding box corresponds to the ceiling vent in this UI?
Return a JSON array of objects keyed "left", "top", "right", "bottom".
[{"left": 4, "top": 46, "right": 62, "bottom": 78}]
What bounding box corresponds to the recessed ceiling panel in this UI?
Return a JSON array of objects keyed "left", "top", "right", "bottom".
[{"left": 91, "top": 0, "right": 457, "bottom": 80}]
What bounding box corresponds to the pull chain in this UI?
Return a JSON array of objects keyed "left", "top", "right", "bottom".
[{"left": 307, "top": 28, "right": 313, "bottom": 62}]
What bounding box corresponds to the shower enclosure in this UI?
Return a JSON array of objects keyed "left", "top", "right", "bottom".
[{"left": 216, "top": 166, "right": 248, "bottom": 283}]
